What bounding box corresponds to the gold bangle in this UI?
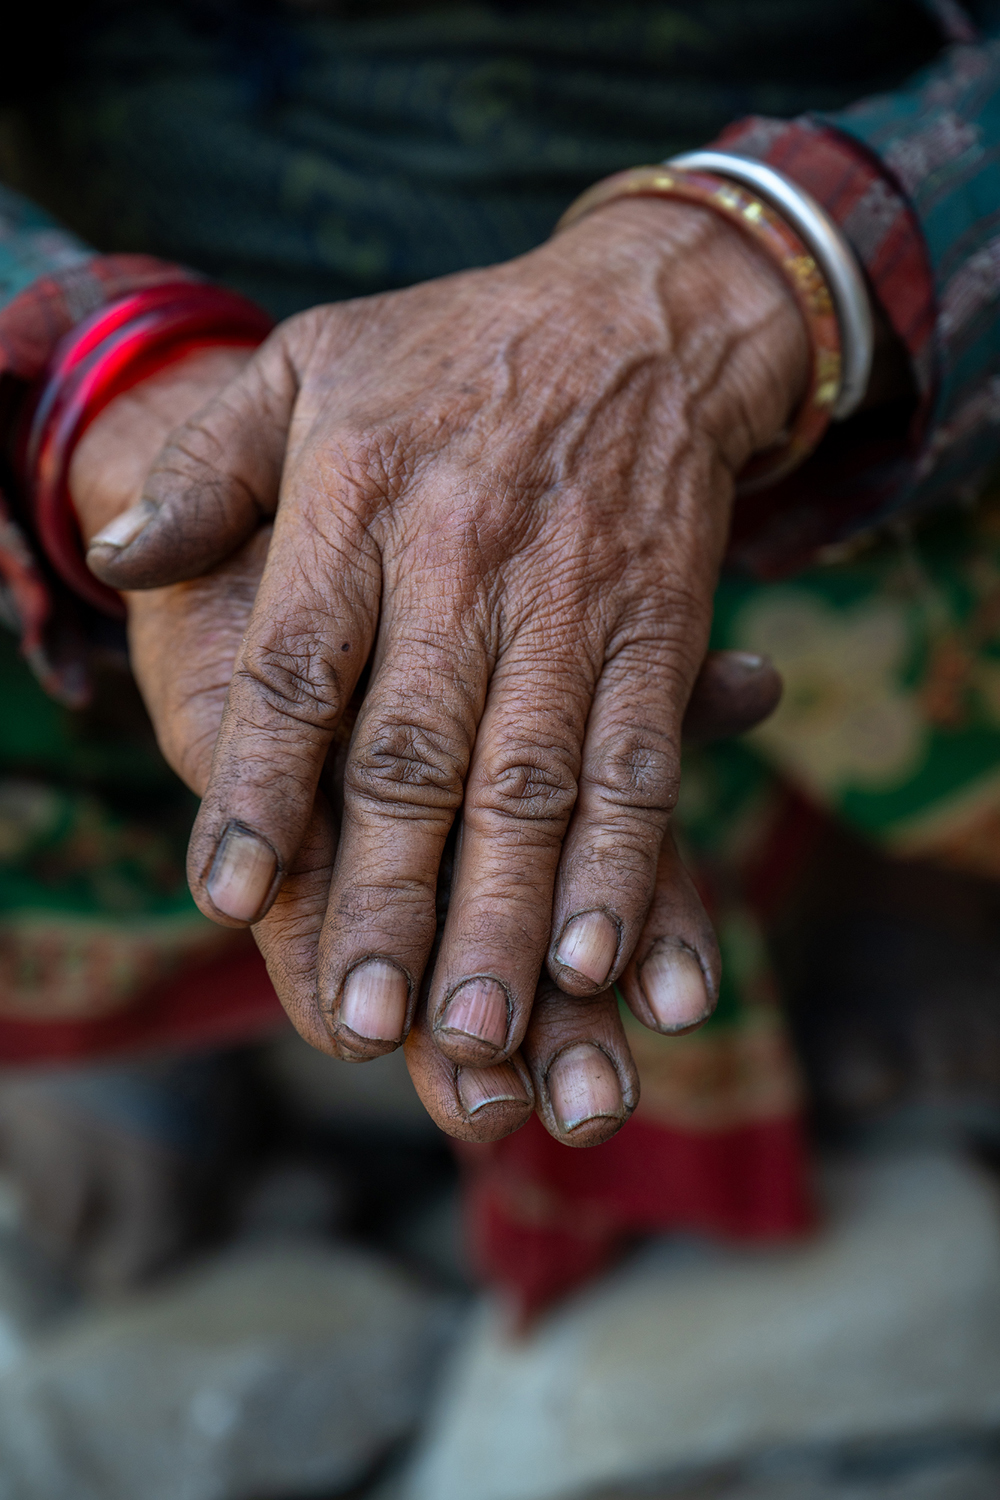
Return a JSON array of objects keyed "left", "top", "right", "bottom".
[{"left": 555, "top": 165, "right": 842, "bottom": 492}]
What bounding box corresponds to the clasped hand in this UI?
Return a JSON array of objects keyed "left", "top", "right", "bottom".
[{"left": 74, "top": 196, "right": 805, "bottom": 1145}]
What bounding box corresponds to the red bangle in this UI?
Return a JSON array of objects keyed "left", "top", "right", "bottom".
[
  {"left": 554, "top": 165, "right": 842, "bottom": 493},
  {"left": 21, "top": 282, "right": 274, "bottom": 617}
]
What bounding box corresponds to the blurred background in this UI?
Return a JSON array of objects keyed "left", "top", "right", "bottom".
[
  {"left": 2, "top": 818, "right": 1000, "bottom": 1500},
  {"left": 2, "top": 2, "right": 1000, "bottom": 1497}
]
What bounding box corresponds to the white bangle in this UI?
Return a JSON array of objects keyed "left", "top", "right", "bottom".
[{"left": 666, "top": 150, "right": 874, "bottom": 421}]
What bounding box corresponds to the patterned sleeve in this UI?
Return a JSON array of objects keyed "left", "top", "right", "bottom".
[
  {"left": 0, "top": 184, "right": 93, "bottom": 305},
  {"left": 0, "top": 186, "right": 194, "bottom": 702},
  {"left": 714, "top": 11, "right": 1000, "bottom": 577}
]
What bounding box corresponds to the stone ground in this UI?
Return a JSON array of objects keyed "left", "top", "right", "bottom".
[
  {"left": 585, "top": 1433, "right": 1000, "bottom": 1500},
  {"left": 379, "top": 1151, "right": 1000, "bottom": 1500},
  {"left": 331, "top": 1428, "right": 1000, "bottom": 1500},
  {"left": 2, "top": 1044, "right": 1000, "bottom": 1500}
]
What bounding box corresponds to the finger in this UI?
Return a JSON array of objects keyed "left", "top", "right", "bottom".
[
  {"left": 125, "top": 526, "right": 271, "bottom": 795},
  {"left": 547, "top": 629, "right": 698, "bottom": 999},
  {"left": 70, "top": 346, "right": 257, "bottom": 542},
  {"left": 86, "top": 336, "right": 295, "bottom": 589},
  {"left": 185, "top": 490, "right": 380, "bottom": 933},
  {"left": 241, "top": 769, "right": 432, "bottom": 1066},
  {"left": 682, "top": 650, "right": 782, "bottom": 745},
  {"left": 617, "top": 827, "right": 720, "bottom": 1035},
  {"left": 317, "top": 601, "right": 487, "bottom": 1061},
  {"left": 404, "top": 998, "right": 535, "bottom": 1144},
  {"left": 426, "top": 635, "right": 597, "bottom": 1068},
  {"left": 522, "top": 980, "right": 638, "bottom": 1147},
  {"left": 250, "top": 797, "right": 352, "bottom": 1058}
]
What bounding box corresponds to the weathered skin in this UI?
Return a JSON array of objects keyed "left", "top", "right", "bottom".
[{"left": 73, "top": 196, "right": 804, "bottom": 1145}]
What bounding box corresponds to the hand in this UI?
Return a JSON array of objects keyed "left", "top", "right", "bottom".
[
  {"left": 69, "top": 345, "right": 260, "bottom": 791},
  {"left": 78, "top": 198, "right": 803, "bottom": 1141},
  {"left": 72, "top": 354, "right": 781, "bottom": 780},
  {"left": 71, "top": 361, "right": 780, "bottom": 1149}
]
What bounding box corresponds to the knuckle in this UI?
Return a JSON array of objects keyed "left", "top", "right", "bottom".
[
  {"left": 236, "top": 633, "right": 344, "bottom": 731},
  {"left": 584, "top": 732, "right": 678, "bottom": 815},
  {"left": 309, "top": 424, "right": 410, "bottom": 513},
  {"left": 347, "top": 719, "right": 466, "bottom": 810},
  {"left": 473, "top": 744, "right": 578, "bottom": 827},
  {"left": 333, "top": 879, "right": 436, "bottom": 928}
]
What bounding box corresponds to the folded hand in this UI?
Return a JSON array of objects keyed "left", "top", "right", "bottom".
[{"left": 75, "top": 195, "right": 803, "bottom": 1141}]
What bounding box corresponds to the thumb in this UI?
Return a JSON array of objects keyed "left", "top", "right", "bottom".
[{"left": 86, "top": 338, "right": 295, "bottom": 590}]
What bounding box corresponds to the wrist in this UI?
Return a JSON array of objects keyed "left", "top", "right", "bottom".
[
  {"left": 550, "top": 195, "right": 810, "bottom": 474},
  {"left": 70, "top": 345, "right": 253, "bottom": 545}
]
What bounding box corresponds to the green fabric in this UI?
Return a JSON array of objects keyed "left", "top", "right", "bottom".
[
  {"left": 824, "top": 20, "right": 1000, "bottom": 527},
  {"left": 0, "top": 632, "right": 217, "bottom": 1019},
  {"left": 716, "top": 499, "right": 1000, "bottom": 843},
  {"left": 688, "top": 491, "right": 1000, "bottom": 869}
]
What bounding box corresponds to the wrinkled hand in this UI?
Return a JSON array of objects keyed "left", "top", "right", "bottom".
[
  {"left": 71, "top": 359, "right": 779, "bottom": 1146},
  {"left": 76, "top": 195, "right": 802, "bottom": 1143}
]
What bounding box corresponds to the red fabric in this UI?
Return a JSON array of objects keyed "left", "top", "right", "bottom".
[
  {"left": 739, "top": 787, "right": 828, "bottom": 922},
  {"left": 0, "top": 933, "right": 286, "bottom": 1066},
  {"left": 716, "top": 118, "right": 937, "bottom": 367},
  {"left": 460, "top": 1112, "right": 814, "bottom": 1322},
  {"left": 714, "top": 117, "right": 938, "bottom": 577},
  {"left": 0, "top": 255, "right": 198, "bottom": 384}
]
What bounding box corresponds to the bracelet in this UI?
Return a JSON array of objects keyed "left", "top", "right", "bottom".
[
  {"left": 667, "top": 151, "right": 873, "bottom": 421},
  {"left": 20, "top": 282, "right": 274, "bottom": 617},
  {"left": 554, "top": 164, "right": 843, "bottom": 492}
]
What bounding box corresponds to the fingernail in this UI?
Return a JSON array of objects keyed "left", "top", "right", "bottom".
[
  {"left": 89, "top": 500, "right": 156, "bottom": 551},
  {"left": 554, "top": 910, "right": 619, "bottom": 986},
  {"left": 438, "top": 978, "right": 509, "bottom": 1051},
  {"left": 731, "top": 652, "right": 765, "bottom": 671},
  {"left": 547, "top": 1044, "right": 622, "bottom": 1132},
  {"left": 457, "top": 1063, "right": 529, "bottom": 1116},
  {"left": 206, "top": 823, "right": 277, "bottom": 922},
  {"left": 338, "top": 960, "right": 408, "bottom": 1042},
  {"left": 639, "top": 942, "right": 710, "bottom": 1030}
]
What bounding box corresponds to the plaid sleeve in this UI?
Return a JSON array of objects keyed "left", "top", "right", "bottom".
[
  {"left": 0, "top": 186, "right": 195, "bottom": 702},
  {"left": 0, "top": 184, "right": 93, "bottom": 306},
  {"left": 712, "top": 16, "right": 1000, "bottom": 578}
]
